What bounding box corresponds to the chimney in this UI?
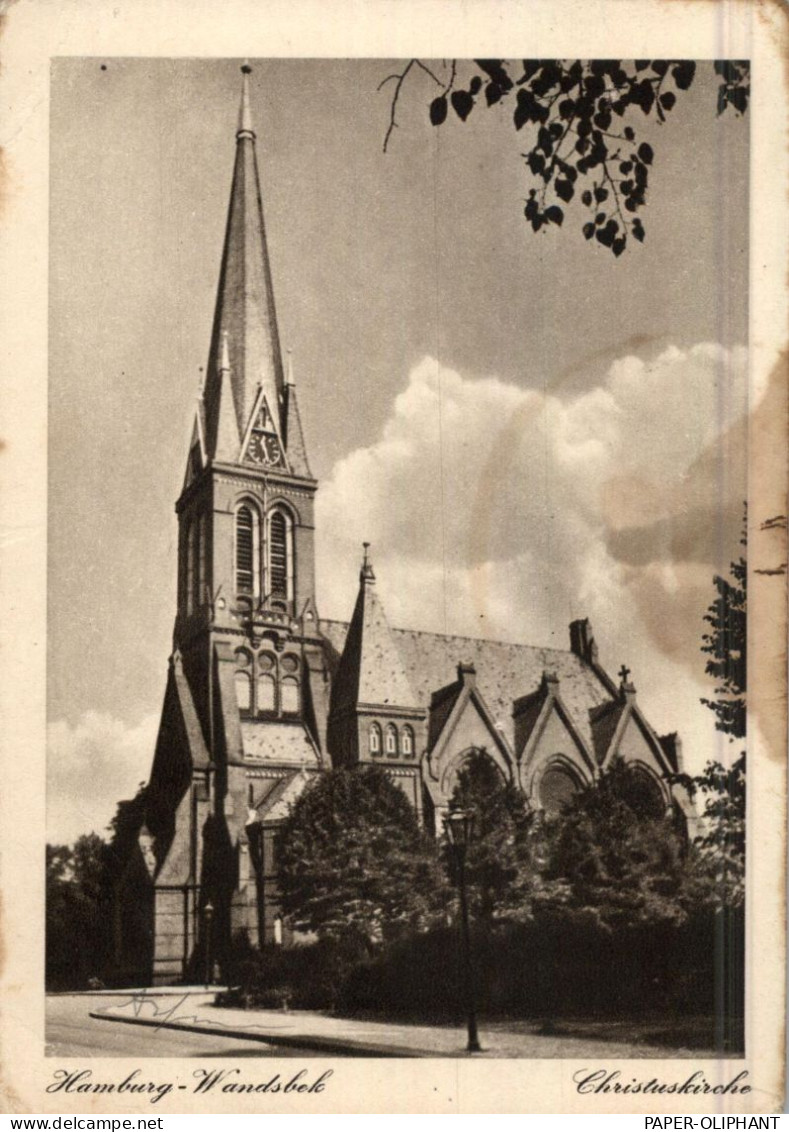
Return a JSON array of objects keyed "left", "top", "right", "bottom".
[
  {"left": 569, "top": 618, "right": 598, "bottom": 664},
  {"left": 457, "top": 662, "right": 477, "bottom": 689}
]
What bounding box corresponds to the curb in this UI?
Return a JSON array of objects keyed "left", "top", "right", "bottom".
[
  {"left": 89, "top": 1011, "right": 434, "bottom": 1058},
  {"left": 50, "top": 988, "right": 228, "bottom": 998}
]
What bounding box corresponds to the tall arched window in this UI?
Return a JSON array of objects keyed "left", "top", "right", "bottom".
[
  {"left": 539, "top": 761, "right": 581, "bottom": 817},
  {"left": 369, "top": 722, "right": 382, "bottom": 756},
  {"left": 257, "top": 674, "right": 276, "bottom": 713},
  {"left": 185, "top": 519, "right": 196, "bottom": 614},
  {"left": 235, "top": 671, "right": 252, "bottom": 713},
  {"left": 281, "top": 678, "right": 299, "bottom": 714},
  {"left": 235, "top": 504, "right": 259, "bottom": 597},
  {"left": 402, "top": 726, "right": 414, "bottom": 758},
  {"left": 385, "top": 724, "right": 398, "bottom": 756},
  {"left": 267, "top": 508, "right": 294, "bottom": 602},
  {"left": 197, "top": 513, "right": 207, "bottom": 606}
]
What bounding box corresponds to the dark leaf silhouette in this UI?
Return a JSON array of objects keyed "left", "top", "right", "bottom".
[{"left": 429, "top": 96, "right": 447, "bottom": 126}]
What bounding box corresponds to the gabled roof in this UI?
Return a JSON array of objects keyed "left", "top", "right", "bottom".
[
  {"left": 321, "top": 619, "right": 611, "bottom": 752},
  {"left": 590, "top": 689, "right": 676, "bottom": 776},
  {"left": 329, "top": 561, "right": 419, "bottom": 715},
  {"left": 425, "top": 664, "right": 515, "bottom": 788},
  {"left": 514, "top": 672, "right": 595, "bottom": 773}
]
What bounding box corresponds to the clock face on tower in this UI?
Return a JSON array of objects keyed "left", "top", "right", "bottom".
[{"left": 246, "top": 431, "right": 283, "bottom": 467}]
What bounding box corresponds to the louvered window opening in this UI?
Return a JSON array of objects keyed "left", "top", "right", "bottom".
[
  {"left": 186, "top": 521, "right": 196, "bottom": 613},
  {"left": 236, "top": 507, "right": 255, "bottom": 594},
  {"left": 270, "top": 511, "right": 288, "bottom": 597}
]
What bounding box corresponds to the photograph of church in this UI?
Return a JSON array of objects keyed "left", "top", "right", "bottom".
[{"left": 118, "top": 66, "right": 695, "bottom": 985}]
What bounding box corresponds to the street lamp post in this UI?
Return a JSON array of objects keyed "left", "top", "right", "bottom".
[
  {"left": 203, "top": 901, "right": 214, "bottom": 990},
  {"left": 444, "top": 808, "right": 481, "bottom": 1054}
]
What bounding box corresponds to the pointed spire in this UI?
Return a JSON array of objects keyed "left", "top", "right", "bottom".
[
  {"left": 202, "top": 63, "right": 285, "bottom": 460},
  {"left": 332, "top": 556, "right": 416, "bottom": 714}
]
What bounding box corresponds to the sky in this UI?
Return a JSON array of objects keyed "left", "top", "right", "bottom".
[{"left": 47, "top": 58, "right": 749, "bottom": 843}]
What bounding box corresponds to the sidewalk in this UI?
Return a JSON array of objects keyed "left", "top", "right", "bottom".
[{"left": 90, "top": 992, "right": 711, "bottom": 1058}]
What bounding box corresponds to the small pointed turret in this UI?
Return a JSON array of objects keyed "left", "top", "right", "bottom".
[
  {"left": 282, "top": 350, "right": 312, "bottom": 477},
  {"left": 202, "top": 63, "right": 285, "bottom": 459},
  {"left": 212, "top": 330, "right": 241, "bottom": 461},
  {"left": 331, "top": 546, "right": 416, "bottom": 715}
]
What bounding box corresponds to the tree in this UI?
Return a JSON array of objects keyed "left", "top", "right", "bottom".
[
  {"left": 537, "top": 759, "right": 694, "bottom": 932},
  {"left": 382, "top": 59, "right": 748, "bottom": 255},
  {"left": 445, "top": 750, "right": 537, "bottom": 923},
  {"left": 679, "top": 519, "right": 748, "bottom": 905},
  {"left": 276, "top": 766, "right": 445, "bottom": 949},
  {"left": 46, "top": 833, "right": 109, "bottom": 989},
  {"left": 700, "top": 520, "right": 746, "bottom": 739}
]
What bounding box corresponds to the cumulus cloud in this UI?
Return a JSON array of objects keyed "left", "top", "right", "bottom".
[
  {"left": 47, "top": 711, "right": 158, "bottom": 844},
  {"left": 317, "top": 345, "right": 748, "bottom": 772},
  {"left": 49, "top": 343, "right": 747, "bottom": 843}
]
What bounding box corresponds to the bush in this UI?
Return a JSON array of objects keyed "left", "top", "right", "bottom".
[{"left": 336, "top": 905, "right": 744, "bottom": 1041}]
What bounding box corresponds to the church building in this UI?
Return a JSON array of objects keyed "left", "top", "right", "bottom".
[{"left": 119, "top": 69, "right": 692, "bottom": 986}]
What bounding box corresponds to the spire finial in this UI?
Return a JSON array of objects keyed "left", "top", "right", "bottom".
[
  {"left": 238, "top": 62, "right": 255, "bottom": 139},
  {"left": 360, "top": 542, "right": 375, "bottom": 582}
]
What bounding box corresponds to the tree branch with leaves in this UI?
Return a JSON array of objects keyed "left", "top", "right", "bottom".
[{"left": 383, "top": 59, "right": 748, "bottom": 255}]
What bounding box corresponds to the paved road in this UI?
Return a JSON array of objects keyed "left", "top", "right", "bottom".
[{"left": 46, "top": 996, "right": 314, "bottom": 1058}]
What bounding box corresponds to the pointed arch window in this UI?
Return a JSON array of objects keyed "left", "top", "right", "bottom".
[
  {"left": 235, "top": 504, "right": 260, "bottom": 597},
  {"left": 385, "top": 724, "right": 398, "bottom": 756},
  {"left": 266, "top": 508, "right": 294, "bottom": 601},
  {"left": 402, "top": 726, "right": 414, "bottom": 759},
  {"left": 369, "top": 722, "right": 382, "bottom": 756}
]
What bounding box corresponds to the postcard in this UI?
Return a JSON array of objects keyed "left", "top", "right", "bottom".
[{"left": 0, "top": 0, "right": 786, "bottom": 1115}]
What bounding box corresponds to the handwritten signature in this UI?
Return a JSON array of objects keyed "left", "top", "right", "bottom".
[{"left": 93, "top": 991, "right": 291, "bottom": 1037}]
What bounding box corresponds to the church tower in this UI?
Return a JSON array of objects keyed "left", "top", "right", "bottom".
[
  {"left": 176, "top": 64, "right": 322, "bottom": 742},
  {"left": 136, "top": 67, "right": 328, "bottom": 984}
]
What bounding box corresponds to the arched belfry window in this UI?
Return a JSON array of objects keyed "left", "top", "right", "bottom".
[
  {"left": 197, "top": 513, "right": 208, "bottom": 606},
  {"left": 369, "top": 722, "right": 382, "bottom": 756},
  {"left": 385, "top": 724, "right": 398, "bottom": 756},
  {"left": 235, "top": 503, "right": 260, "bottom": 597},
  {"left": 185, "top": 519, "right": 197, "bottom": 614},
  {"left": 266, "top": 507, "right": 294, "bottom": 602}
]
